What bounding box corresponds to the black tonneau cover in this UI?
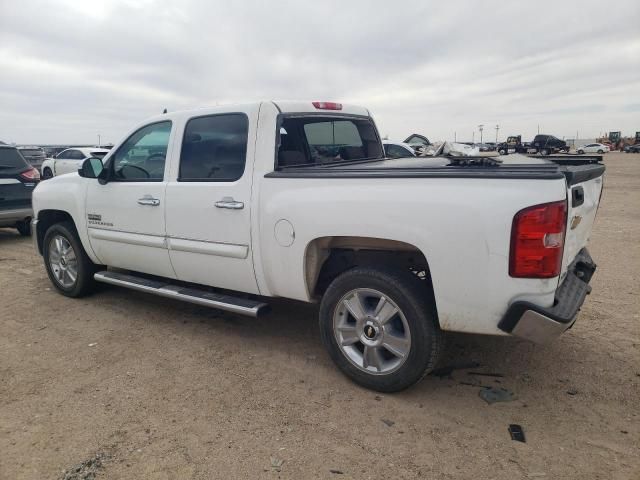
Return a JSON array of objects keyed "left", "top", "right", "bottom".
[{"left": 267, "top": 154, "right": 604, "bottom": 183}]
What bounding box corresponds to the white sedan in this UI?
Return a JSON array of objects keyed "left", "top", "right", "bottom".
[
  {"left": 382, "top": 141, "right": 416, "bottom": 158},
  {"left": 577, "top": 143, "right": 610, "bottom": 154},
  {"left": 41, "top": 147, "right": 110, "bottom": 179}
]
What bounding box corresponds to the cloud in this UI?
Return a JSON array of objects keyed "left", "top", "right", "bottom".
[{"left": 0, "top": 0, "right": 638, "bottom": 144}]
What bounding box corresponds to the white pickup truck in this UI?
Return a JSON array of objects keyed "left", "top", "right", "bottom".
[{"left": 32, "top": 101, "right": 605, "bottom": 392}]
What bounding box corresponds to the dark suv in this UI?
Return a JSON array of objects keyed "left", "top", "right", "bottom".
[
  {"left": 531, "top": 135, "right": 569, "bottom": 155},
  {"left": 18, "top": 146, "right": 46, "bottom": 171},
  {"left": 0, "top": 145, "right": 40, "bottom": 236}
]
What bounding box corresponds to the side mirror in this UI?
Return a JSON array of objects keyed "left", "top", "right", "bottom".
[{"left": 78, "top": 157, "right": 104, "bottom": 179}]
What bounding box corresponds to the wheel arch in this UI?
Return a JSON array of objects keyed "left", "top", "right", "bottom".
[
  {"left": 304, "top": 235, "right": 436, "bottom": 306},
  {"left": 35, "top": 210, "right": 76, "bottom": 255}
]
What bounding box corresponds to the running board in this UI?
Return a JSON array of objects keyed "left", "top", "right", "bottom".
[{"left": 94, "top": 271, "right": 269, "bottom": 317}]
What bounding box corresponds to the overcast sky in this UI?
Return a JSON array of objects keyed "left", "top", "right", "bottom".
[{"left": 1, "top": 0, "right": 639, "bottom": 145}]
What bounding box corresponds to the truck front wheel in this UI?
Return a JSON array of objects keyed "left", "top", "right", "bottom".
[
  {"left": 319, "top": 266, "right": 443, "bottom": 392},
  {"left": 43, "top": 221, "right": 99, "bottom": 297}
]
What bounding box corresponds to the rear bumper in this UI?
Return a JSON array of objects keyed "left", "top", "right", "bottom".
[
  {"left": 0, "top": 207, "right": 32, "bottom": 225},
  {"left": 498, "top": 248, "right": 596, "bottom": 344}
]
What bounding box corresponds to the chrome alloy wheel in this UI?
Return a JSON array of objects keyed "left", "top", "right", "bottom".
[
  {"left": 333, "top": 288, "right": 411, "bottom": 375},
  {"left": 48, "top": 235, "right": 78, "bottom": 288}
]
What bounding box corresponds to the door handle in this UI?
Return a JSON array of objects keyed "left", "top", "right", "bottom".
[
  {"left": 138, "top": 195, "right": 160, "bottom": 206},
  {"left": 215, "top": 197, "right": 244, "bottom": 210}
]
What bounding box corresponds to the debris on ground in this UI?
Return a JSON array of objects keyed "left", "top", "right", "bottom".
[
  {"left": 508, "top": 424, "right": 526, "bottom": 443},
  {"left": 381, "top": 419, "right": 395, "bottom": 427},
  {"left": 329, "top": 469, "right": 344, "bottom": 474},
  {"left": 87, "top": 343, "right": 97, "bottom": 347},
  {"left": 270, "top": 456, "right": 284, "bottom": 472},
  {"left": 479, "top": 387, "right": 517, "bottom": 404},
  {"left": 59, "top": 452, "right": 110, "bottom": 480},
  {"left": 566, "top": 389, "right": 578, "bottom": 395}
]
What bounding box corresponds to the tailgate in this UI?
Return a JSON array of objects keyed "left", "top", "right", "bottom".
[{"left": 559, "top": 162, "right": 605, "bottom": 278}]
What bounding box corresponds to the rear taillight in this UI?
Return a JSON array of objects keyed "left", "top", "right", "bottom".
[
  {"left": 312, "top": 101, "right": 342, "bottom": 110},
  {"left": 20, "top": 167, "right": 41, "bottom": 182},
  {"left": 509, "top": 200, "right": 567, "bottom": 278}
]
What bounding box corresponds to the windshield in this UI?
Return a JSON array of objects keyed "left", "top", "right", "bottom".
[{"left": 277, "top": 116, "right": 383, "bottom": 168}]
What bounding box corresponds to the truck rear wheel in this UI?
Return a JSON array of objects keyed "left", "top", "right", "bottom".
[
  {"left": 319, "top": 266, "right": 443, "bottom": 392},
  {"left": 43, "top": 221, "right": 98, "bottom": 297},
  {"left": 540, "top": 148, "right": 549, "bottom": 156}
]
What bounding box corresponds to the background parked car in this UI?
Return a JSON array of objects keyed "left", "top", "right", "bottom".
[
  {"left": 578, "top": 143, "right": 610, "bottom": 154},
  {"left": 41, "top": 147, "right": 110, "bottom": 179},
  {"left": 17, "top": 146, "right": 46, "bottom": 171},
  {"left": 477, "top": 143, "right": 497, "bottom": 152},
  {"left": 623, "top": 144, "right": 640, "bottom": 153},
  {"left": 0, "top": 145, "right": 40, "bottom": 235},
  {"left": 382, "top": 141, "right": 416, "bottom": 158}
]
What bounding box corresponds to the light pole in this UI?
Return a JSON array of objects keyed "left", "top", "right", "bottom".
[
  {"left": 97, "top": 134, "right": 101, "bottom": 147},
  {"left": 495, "top": 124, "right": 500, "bottom": 143},
  {"left": 478, "top": 124, "right": 484, "bottom": 144}
]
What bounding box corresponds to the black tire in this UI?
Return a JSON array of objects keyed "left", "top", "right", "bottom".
[
  {"left": 498, "top": 149, "right": 506, "bottom": 155},
  {"left": 540, "top": 148, "right": 549, "bottom": 156},
  {"left": 43, "top": 221, "right": 98, "bottom": 297},
  {"left": 319, "top": 266, "right": 443, "bottom": 392},
  {"left": 577, "top": 150, "right": 584, "bottom": 154},
  {"left": 42, "top": 167, "right": 53, "bottom": 179},
  {"left": 597, "top": 149, "right": 604, "bottom": 154},
  {"left": 16, "top": 220, "right": 31, "bottom": 236}
]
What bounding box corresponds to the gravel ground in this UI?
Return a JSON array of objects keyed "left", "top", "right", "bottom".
[{"left": 1, "top": 153, "right": 638, "bottom": 479}]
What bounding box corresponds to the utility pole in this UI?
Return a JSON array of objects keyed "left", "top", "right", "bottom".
[
  {"left": 454, "top": 131, "right": 457, "bottom": 142},
  {"left": 495, "top": 124, "right": 500, "bottom": 143},
  {"left": 97, "top": 134, "right": 101, "bottom": 147},
  {"left": 472, "top": 131, "right": 475, "bottom": 143},
  {"left": 537, "top": 124, "right": 540, "bottom": 134},
  {"left": 478, "top": 124, "right": 484, "bottom": 144}
]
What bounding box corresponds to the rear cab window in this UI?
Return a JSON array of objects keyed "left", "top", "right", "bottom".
[{"left": 277, "top": 116, "right": 383, "bottom": 168}]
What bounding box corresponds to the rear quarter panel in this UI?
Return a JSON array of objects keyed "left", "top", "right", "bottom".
[{"left": 255, "top": 175, "right": 569, "bottom": 335}]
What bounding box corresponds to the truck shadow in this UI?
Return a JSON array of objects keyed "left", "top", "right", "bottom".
[
  {"left": 92, "top": 286, "right": 584, "bottom": 397},
  {"left": 0, "top": 228, "right": 23, "bottom": 242}
]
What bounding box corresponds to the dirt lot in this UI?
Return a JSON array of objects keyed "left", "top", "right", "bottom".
[{"left": 1, "top": 153, "right": 638, "bottom": 479}]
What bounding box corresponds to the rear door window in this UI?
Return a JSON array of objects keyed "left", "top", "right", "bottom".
[
  {"left": 179, "top": 113, "right": 248, "bottom": 181},
  {"left": 69, "top": 150, "right": 85, "bottom": 160},
  {"left": 0, "top": 148, "right": 29, "bottom": 172}
]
